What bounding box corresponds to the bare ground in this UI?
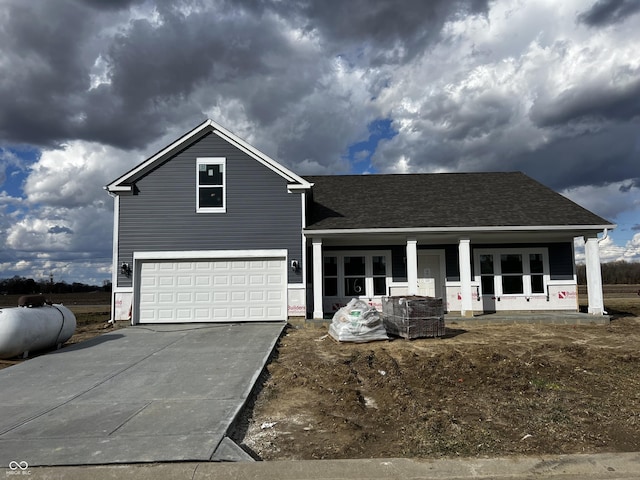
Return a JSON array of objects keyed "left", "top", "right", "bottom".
[{"left": 233, "top": 286, "right": 640, "bottom": 460}]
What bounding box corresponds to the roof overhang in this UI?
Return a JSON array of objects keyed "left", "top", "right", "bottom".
[
  {"left": 303, "top": 224, "right": 616, "bottom": 244},
  {"left": 106, "top": 119, "right": 313, "bottom": 193}
]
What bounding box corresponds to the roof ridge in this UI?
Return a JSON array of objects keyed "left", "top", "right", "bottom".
[{"left": 303, "top": 171, "right": 523, "bottom": 178}]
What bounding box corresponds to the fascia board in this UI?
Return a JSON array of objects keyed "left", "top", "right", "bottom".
[
  {"left": 287, "top": 183, "right": 314, "bottom": 192},
  {"left": 105, "top": 185, "right": 132, "bottom": 193},
  {"left": 105, "top": 119, "right": 214, "bottom": 192},
  {"left": 303, "top": 224, "right": 617, "bottom": 236}
]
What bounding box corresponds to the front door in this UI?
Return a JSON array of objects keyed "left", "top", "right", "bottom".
[
  {"left": 478, "top": 253, "right": 497, "bottom": 313},
  {"left": 417, "top": 253, "right": 444, "bottom": 298}
]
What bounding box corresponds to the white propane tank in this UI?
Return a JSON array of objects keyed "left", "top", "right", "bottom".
[{"left": 0, "top": 304, "right": 77, "bottom": 359}]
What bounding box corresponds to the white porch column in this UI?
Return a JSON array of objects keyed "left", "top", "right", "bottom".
[
  {"left": 459, "top": 239, "right": 473, "bottom": 317},
  {"left": 585, "top": 235, "right": 605, "bottom": 315},
  {"left": 406, "top": 238, "right": 418, "bottom": 296},
  {"left": 312, "top": 238, "right": 324, "bottom": 319}
]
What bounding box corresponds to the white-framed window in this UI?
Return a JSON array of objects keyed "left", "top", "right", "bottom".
[
  {"left": 322, "top": 251, "right": 391, "bottom": 298},
  {"left": 196, "top": 157, "right": 225, "bottom": 213},
  {"left": 474, "top": 248, "right": 549, "bottom": 297}
]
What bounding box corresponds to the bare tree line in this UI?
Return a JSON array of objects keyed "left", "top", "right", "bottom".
[{"left": 577, "top": 261, "right": 640, "bottom": 285}]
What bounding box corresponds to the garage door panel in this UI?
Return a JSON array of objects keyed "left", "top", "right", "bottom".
[
  {"left": 231, "top": 275, "right": 247, "bottom": 285},
  {"left": 249, "top": 291, "right": 264, "bottom": 301},
  {"left": 213, "top": 291, "right": 228, "bottom": 302},
  {"left": 267, "top": 291, "right": 282, "bottom": 301},
  {"left": 158, "top": 276, "right": 175, "bottom": 287},
  {"left": 195, "top": 276, "right": 211, "bottom": 286},
  {"left": 158, "top": 293, "right": 174, "bottom": 303},
  {"left": 194, "top": 292, "right": 210, "bottom": 302},
  {"left": 213, "top": 308, "right": 228, "bottom": 318},
  {"left": 177, "top": 292, "right": 193, "bottom": 303},
  {"left": 231, "top": 291, "right": 246, "bottom": 302},
  {"left": 140, "top": 292, "right": 156, "bottom": 303},
  {"left": 157, "top": 309, "right": 174, "bottom": 320},
  {"left": 138, "top": 256, "right": 286, "bottom": 323},
  {"left": 141, "top": 276, "right": 157, "bottom": 288}
]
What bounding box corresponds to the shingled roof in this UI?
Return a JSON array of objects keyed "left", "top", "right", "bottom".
[{"left": 304, "top": 172, "right": 613, "bottom": 230}]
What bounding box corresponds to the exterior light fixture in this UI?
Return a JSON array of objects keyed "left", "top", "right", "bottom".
[{"left": 120, "top": 262, "right": 132, "bottom": 277}]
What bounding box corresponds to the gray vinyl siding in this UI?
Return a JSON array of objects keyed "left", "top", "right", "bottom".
[{"left": 116, "top": 132, "right": 303, "bottom": 286}]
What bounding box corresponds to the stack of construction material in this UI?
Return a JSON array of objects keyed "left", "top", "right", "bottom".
[
  {"left": 382, "top": 296, "right": 445, "bottom": 339},
  {"left": 329, "top": 298, "right": 388, "bottom": 343}
]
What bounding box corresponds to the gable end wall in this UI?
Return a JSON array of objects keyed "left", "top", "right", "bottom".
[{"left": 116, "top": 132, "right": 303, "bottom": 286}]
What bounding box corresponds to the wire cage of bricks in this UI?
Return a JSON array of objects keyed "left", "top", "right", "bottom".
[{"left": 382, "top": 296, "right": 445, "bottom": 339}]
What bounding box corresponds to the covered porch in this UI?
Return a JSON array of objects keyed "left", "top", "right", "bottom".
[{"left": 307, "top": 229, "right": 608, "bottom": 320}]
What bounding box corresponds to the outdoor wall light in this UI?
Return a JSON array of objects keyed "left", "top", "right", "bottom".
[
  {"left": 120, "top": 262, "right": 132, "bottom": 277},
  {"left": 291, "top": 259, "right": 299, "bottom": 272}
]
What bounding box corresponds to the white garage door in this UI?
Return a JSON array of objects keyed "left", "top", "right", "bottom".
[{"left": 137, "top": 257, "right": 287, "bottom": 323}]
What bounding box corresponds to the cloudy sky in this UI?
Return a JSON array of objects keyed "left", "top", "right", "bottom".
[{"left": 1, "top": 0, "right": 639, "bottom": 285}]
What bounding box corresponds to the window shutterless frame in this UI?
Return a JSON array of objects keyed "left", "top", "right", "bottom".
[
  {"left": 196, "top": 157, "right": 226, "bottom": 213},
  {"left": 322, "top": 251, "right": 391, "bottom": 299},
  {"left": 474, "top": 248, "right": 549, "bottom": 297}
]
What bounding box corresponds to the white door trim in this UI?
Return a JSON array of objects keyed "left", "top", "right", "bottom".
[{"left": 134, "top": 249, "right": 287, "bottom": 261}]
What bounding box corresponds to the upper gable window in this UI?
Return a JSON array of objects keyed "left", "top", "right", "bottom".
[{"left": 196, "top": 158, "right": 225, "bottom": 213}]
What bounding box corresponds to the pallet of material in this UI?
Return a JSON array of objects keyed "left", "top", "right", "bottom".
[{"left": 382, "top": 296, "right": 445, "bottom": 339}]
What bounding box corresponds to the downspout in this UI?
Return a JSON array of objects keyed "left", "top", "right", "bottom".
[{"left": 597, "top": 228, "right": 608, "bottom": 244}]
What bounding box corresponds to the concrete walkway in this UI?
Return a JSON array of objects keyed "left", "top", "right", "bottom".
[
  {"left": 0, "top": 322, "right": 284, "bottom": 466},
  {"left": 22, "top": 452, "right": 640, "bottom": 479}
]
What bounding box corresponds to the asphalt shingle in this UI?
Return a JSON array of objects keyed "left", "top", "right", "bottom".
[{"left": 304, "top": 172, "right": 611, "bottom": 230}]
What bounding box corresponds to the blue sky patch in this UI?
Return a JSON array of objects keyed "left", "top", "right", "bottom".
[{"left": 347, "top": 118, "right": 397, "bottom": 174}]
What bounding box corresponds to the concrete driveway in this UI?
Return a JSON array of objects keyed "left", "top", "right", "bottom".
[{"left": 0, "top": 322, "right": 285, "bottom": 466}]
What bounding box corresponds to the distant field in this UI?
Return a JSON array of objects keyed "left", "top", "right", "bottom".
[
  {"left": 0, "top": 291, "right": 111, "bottom": 308},
  {"left": 578, "top": 284, "right": 640, "bottom": 298}
]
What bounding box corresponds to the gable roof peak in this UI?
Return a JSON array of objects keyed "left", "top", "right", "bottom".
[{"left": 106, "top": 118, "right": 312, "bottom": 192}]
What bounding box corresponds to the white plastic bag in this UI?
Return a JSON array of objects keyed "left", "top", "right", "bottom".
[{"left": 328, "top": 298, "right": 388, "bottom": 343}]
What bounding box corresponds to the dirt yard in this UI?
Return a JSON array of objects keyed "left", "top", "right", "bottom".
[
  {"left": 1, "top": 287, "right": 639, "bottom": 461},
  {"left": 233, "top": 286, "right": 640, "bottom": 460}
]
